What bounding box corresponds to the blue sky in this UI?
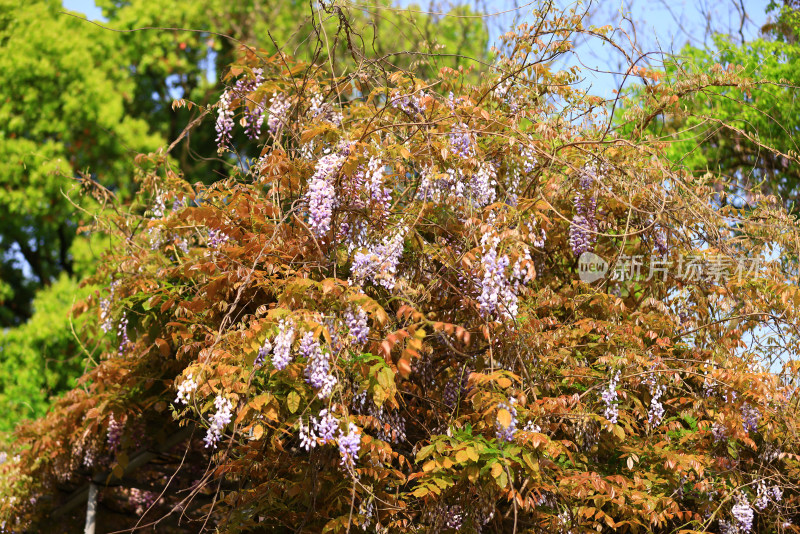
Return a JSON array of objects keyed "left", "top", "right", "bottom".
[{"left": 61, "top": 0, "right": 771, "bottom": 99}]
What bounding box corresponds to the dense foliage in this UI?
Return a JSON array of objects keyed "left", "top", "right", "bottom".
[
  {"left": 3, "top": 3, "right": 800, "bottom": 534},
  {"left": 651, "top": 0, "right": 800, "bottom": 207},
  {"left": 0, "top": 0, "right": 489, "bottom": 434}
]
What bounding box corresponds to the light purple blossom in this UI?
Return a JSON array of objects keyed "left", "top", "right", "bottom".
[
  {"left": 175, "top": 374, "right": 198, "bottom": 405},
  {"left": 301, "top": 331, "right": 337, "bottom": 399},
  {"left": 309, "top": 92, "right": 342, "bottom": 125},
  {"left": 730, "top": 492, "right": 754, "bottom": 533},
  {"left": 208, "top": 228, "right": 230, "bottom": 249},
  {"left": 755, "top": 480, "right": 783, "bottom": 510},
  {"left": 100, "top": 280, "right": 119, "bottom": 334},
  {"left": 151, "top": 193, "right": 166, "bottom": 219},
  {"left": 306, "top": 151, "right": 346, "bottom": 239},
  {"left": 215, "top": 89, "right": 234, "bottom": 150},
  {"left": 496, "top": 399, "right": 518, "bottom": 442},
  {"left": 648, "top": 384, "right": 666, "bottom": 427},
  {"left": 299, "top": 418, "right": 316, "bottom": 451},
  {"left": 272, "top": 319, "right": 296, "bottom": 371},
  {"left": 204, "top": 395, "right": 233, "bottom": 448},
  {"left": 712, "top": 422, "right": 727, "bottom": 442},
  {"left": 391, "top": 89, "right": 428, "bottom": 116},
  {"left": 476, "top": 232, "right": 530, "bottom": 322},
  {"left": 471, "top": 162, "right": 497, "bottom": 207},
  {"left": 345, "top": 306, "right": 369, "bottom": 346},
  {"left": 602, "top": 371, "right": 620, "bottom": 424},
  {"left": 569, "top": 165, "right": 598, "bottom": 256},
  {"left": 366, "top": 156, "right": 392, "bottom": 215},
  {"left": 418, "top": 164, "right": 497, "bottom": 209},
  {"left": 117, "top": 313, "right": 129, "bottom": 356},
  {"left": 313, "top": 409, "right": 339, "bottom": 444},
  {"left": 338, "top": 423, "right": 361, "bottom": 467},
  {"left": 255, "top": 337, "right": 272, "bottom": 368},
  {"left": 742, "top": 403, "right": 760, "bottom": 434},
  {"left": 129, "top": 488, "right": 157, "bottom": 516},
  {"left": 267, "top": 92, "right": 290, "bottom": 134},
  {"left": 449, "top": 123, "right": 475, "bottom": 159},
  {"left": 351, "top": 228, "right": 406, "bottom": 291},
  {"left": 107, "top": 415, "right": 123, "bottom": 453}
]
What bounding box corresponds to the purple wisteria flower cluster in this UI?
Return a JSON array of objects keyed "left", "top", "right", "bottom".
[
  {"left": 117, "top": 313, "right": 129, "bottom": 356},
  {"left": 151, "top": 192, "right": 166, "bottom": 219},
  {"left": 418, "top": 163, "right": 497, "bottom": 209},
  {"left": 254, "top": 337, "right": 272, "bottom": 368},
  {"left": 267, "top": 92, "right": 290, "bottom": 135},
  {"left": 301, "top": 331, "right": 337, "bottom": 399},
  {"left": 390, "top": 89, "right": 429, "bottom": 116},
  {"left": 344, "top": 306, "right": 369, "bottom": 346},
  {"left": 107, "top": 414, "right": 123, "bottom": 453},
  {"left": 204, "top": 395, "right": 233, "bottom": 448},
  {"left": 338, "top": 423, "right": 361, "bottom": 468},
  {"left": 350, "top": 227, "right": 406, "bottom": 291},
  {"left": 443, "top": 370, "right": 471, "bottom": 409},
  {"left": 495, "top": 399, "right": 518, "bottom": 442},
  {"left": 754, "top": 480, "right": 783, "bottom": 510},
  {"left": 449, "top": 123, "right": 475, "bottom": 159},
  {"left": 721, "top": 491, "right": 753, "bottom": 533},
  {"left": 297, "top": 409, "right": 362, "bottom": 469},
  {"left": 234, "top": 68, "right": 266, "bottom": 138},
  {"left": 366, "top": 156, "right": 392, "bottom": 216},
  {"left": 476, "top": 231, "right": 532, "bottom": 322},
  {"left": 129, "top": 488, "right": 157, "bottom": 516},
  {"left": 741, "top": 403, "right": 760, "bottom": 434},
  {"left": 215, "top": 89, "right": 234, "bottom": 149},
  {"left": 175, "top": 374, "right": 198, "bottom": 405},
  {"left": 309, "top": 91, "right": 343, "bottom": 125},
  {"left": 99, "top": 280, "right": 120, "bottom": 333},
  {"left": 271, "top": 319, "right": 296, "bottom": 371},
  {"left": 569, "top": 165, "right": 599, "bottom": 256},
  {"left": 299, "top": 409, "right": 338, "bottom": 451},
  {"left": 712, "top": 421, "right": 727, "bottom": 442},
  {"left": 602, "top": 371, "right": 620, "bottom": 424},
  {"left": 305, "top": 151, "right": 347, "bottom": 239},
  {"left": 648, "top": 384, "right": 666, "bottom": 427},
  {"left": 215, "top": 70, "right": 301, "bottom": 147},
  {"left": 207, "top": 228, "right": 230, "bottom": 249}
]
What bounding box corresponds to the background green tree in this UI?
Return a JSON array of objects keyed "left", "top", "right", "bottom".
[{"left": 640, "top": 0, "right": 800, "bottom": 207}]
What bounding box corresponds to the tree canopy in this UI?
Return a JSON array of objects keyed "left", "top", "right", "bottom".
[
  {"left": 647, "top": 1, "right": 800, "bottom": 208},
  {"left": 2, "top": 2, "right": 800, "bottom": 533}
]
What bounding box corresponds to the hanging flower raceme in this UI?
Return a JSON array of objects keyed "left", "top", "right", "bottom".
[
  {"left": 254, "top": 337, "right": 272, "bottom": 368},
  {"left": 305, "top": 151, "right": 346, "bottom": 239},
  {"left": 344, "top": 306, "right": 369, "bottom": 346},
  {"left": 215, "top": 89, "right": 235, "bottom": 150},
  {"left": 495, "top": 399, "right": 518, "bottom": 442},
  {"left": 476, "top": 230, "right": 530, "bottom": 323},
  {"left": 449, "top": 122, "right": 475, "bottom": 159},
  {"left": 117, "top": 313, "right": 129, "bottom": 356},
  {"left": 267, "top": 92, "right": 290, "bottom": 134},
  {"left": 338, "top": 423, "right": 361, "bottom": 467},
  {"left": 271, "top": 319, "right": 296, "bottom": 371},
  {"left": 602, "top": 371, "right": 620, "bottom": 424},
  {"left": 365, "top": 156, "right": 392, "bottom": 216},
  {"left": 648, "top": 384, "right": 666, "bottom": 427},
  {"left": 350, "top": 227, "right": 406, "bottom": 290},
  {"left": 175, "top": 374, "right": 198, "bottom": 405},
  {"left": 204, "top": 395, "right": 233, "bottom": 449},
  {"left": 301, "top": 331, "right": 337, "bottom": 399},
  {"left": 569, "top": 165, "right": 599, "bottom": 256},
  {"left": 99, "top": 280, "right": 119, "bottom": 334}
]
